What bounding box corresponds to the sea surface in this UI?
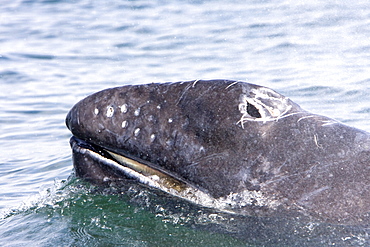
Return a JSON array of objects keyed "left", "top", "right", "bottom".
[{"left": 1, "top": 0, "right": 370, "bottom": 246}]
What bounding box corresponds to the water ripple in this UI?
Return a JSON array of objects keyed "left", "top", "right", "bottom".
[{"left": 1, "top": 0, "right": 370, "bottom": 245}]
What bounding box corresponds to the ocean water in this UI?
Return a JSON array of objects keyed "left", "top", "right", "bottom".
[{"left": 1, "top": 0, "right": 370, "bottom": 246}]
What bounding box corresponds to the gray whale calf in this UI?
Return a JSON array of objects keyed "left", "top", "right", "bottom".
[{"left": 66, "top": 80, "right": 370, "bottom": 226}]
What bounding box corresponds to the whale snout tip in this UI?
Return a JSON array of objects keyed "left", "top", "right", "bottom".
[
  {"left": 65, "top": 109, "right": 72, "bottom": 130},
  {"left": 65, "top": 107, "right": 77, "bottom": 132}
]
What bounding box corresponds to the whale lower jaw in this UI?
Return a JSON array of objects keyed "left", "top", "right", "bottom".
[
  {"left": 69, "top": 136, "right": 287, "bottom": 217},
  {"left": 69, "top": 136, "right": 219, "bottom": 208}
]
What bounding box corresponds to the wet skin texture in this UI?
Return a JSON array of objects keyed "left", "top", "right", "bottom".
[{"left": 66, "top": 80, "right": 370, "bottom": 225}]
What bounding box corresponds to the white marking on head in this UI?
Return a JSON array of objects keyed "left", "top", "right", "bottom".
[
  {"left": 121, "top": 120, "right": 128, "bottom": 128},
  {"left": 297, "top": 115, "right": 315, "bottom": 122},
  {"left": 120, "top": 104, "right": 128, "bottom": 113},
  {"left": 321, "top": 120, "right": 338, "bottom": 126},
  {"left": 314, "top": 134, "right": 323, "bottom": 148},
  {"left": 134, "top": 108, "right": 140, "bottom": 116},
  {"left": 134, "top": 128, "right": 140, "bottom": 136},
  {"left": 225, "top": 80, "right": 240, "bottom": 89},
  {"left": 237, "top": 88, "right": 298, "bottom": 128},
  {"left": 150, "top": 134, "right": 156, "bottom": 142},
  {"left": 192, "top": 79, "right": 200, "bottom": 87},
  {"left": 94, "top": 108, "right": 99, "bottom": 115},
  {"left": 106, "top": 106, "right": 114, "bottom": 117}
]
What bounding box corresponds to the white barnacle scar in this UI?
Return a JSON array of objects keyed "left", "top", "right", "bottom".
[
  {"left": 238, "top": 88, "right": 292, "bottom": 128},
  {"left": 106, "top": 106, "right": 115, "bottom": 117}
]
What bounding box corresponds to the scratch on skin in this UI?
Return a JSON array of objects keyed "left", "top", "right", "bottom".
[
  {"left": 192, "top": 79, "right": 200, "bottom": 87},
  {"left": 297, "top": 186, "right": 330, "bottom": 204},
  {"left": 176, "top": 81, "right": 196, "bottom": 105},
  {"left": 237, "top": 92, "right": 303, "bottom": 128},
  {"left": 225, "top": 80, "right": 240, "bottom": 89},
  {"left": 176, "top": 79, "right": 206, "bottom": 105},
  {"left": 321, "top": 120, "right": 338, "bottom": 126},
  {"left": 297, "top": 115, "right": 315, "bottom": 122},
  {"left": 263, "top": 161, "right": 327, "bottom": 186},
  {"left": 314, "top": 134, "right": 323, "bottom": 148},
  {"left": 297, "top": 116, "right": 338, "bottom": 127}
]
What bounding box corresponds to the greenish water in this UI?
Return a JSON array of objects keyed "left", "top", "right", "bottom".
[
  {"left": 1, "top": 179, "right": 244, "bottom": 246},
  {"left": 1, "top": 0, "right": 370, "bottom": 246}
]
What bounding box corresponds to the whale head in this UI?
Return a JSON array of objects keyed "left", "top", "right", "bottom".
[{"left": 66, "top": 79, "right": 370, "bottom": 224}]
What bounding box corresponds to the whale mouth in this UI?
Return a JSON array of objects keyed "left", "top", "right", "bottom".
[{"left": 69, "top": 136, "right": 216, "bottom": 205}]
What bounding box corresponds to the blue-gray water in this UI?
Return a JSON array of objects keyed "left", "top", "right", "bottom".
[{"left": 1, "top": 0, "right": 370, "bottom": 246}]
